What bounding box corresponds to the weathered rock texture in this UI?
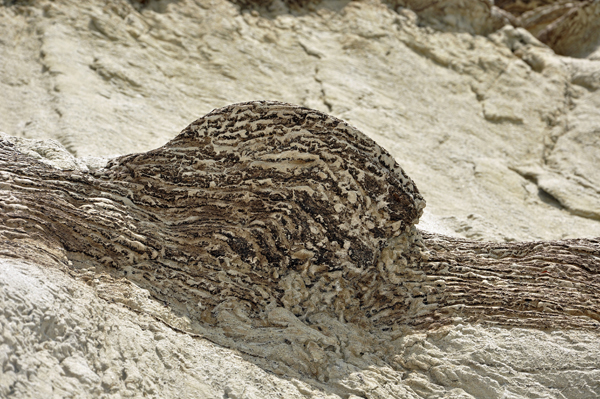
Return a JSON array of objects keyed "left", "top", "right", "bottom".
[
  {"left": 5, "top": 257, "right": 600, "bottom": 399},
  {"left": 496, "top": 0, "right": 600, "bottom": 58},
  {"left": 2, "top": 0, "right": 600, "bottom": 242},
  {"left": 399, "top": 0, "right": 600, "bottom": 58},
  {"left": 2, "top": 103, "right": 600, "bottom": 398},
  {"left": 2, "top": 0, "right": 600, "bottom": 398}
]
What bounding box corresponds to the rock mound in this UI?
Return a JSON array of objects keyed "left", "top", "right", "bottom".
[{"left": 100, "top": 100, "right": 425, "bottom": 322}]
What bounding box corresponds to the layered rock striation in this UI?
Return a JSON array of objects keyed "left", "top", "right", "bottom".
[
  {"left": 2, "top": 0, "right": 600, "bottom": 241},
  {"left": 1, "top": 103, "right": 599, "bottom": 397},
  {"left": 2, "top": 0, "right": 600, "bottom": 397}
]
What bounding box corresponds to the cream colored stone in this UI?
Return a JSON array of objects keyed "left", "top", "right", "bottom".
[
  {"left": 2, "top": 0, "right": 600, "bottom": 398},
  {"left": 1, "top": 0, "right": 599, "bottom": 240}
]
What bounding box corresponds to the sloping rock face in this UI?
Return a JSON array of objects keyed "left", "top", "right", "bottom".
[
  {"left": 1, "top": 0, "right": 600, "bottom": 241},
  {"left": 2, "top": 103, "right": 600, "bottom": 399},
  {"left": 1, "top": 1, "right": 600, "bottom": 398}
]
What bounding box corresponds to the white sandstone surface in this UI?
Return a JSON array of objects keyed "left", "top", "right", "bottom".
[{"left": 1, "top": 1, "right": 600, "bottom": 398}]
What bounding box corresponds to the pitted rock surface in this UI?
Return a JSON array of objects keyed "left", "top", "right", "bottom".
[
  {"left": 104, "top": 100, "right": 424, "bottom": 275},
  {"left": 1, "top": 102, "right": 599, "bottom": 388},
  {"left": 0, "top": 101, "right": 425, "bottom": 326}
]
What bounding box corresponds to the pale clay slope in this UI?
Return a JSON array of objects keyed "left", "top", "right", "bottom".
[{"left": 1, "top": 1, "right": 600, "bottom": 399}]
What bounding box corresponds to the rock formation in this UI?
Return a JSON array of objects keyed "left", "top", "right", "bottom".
[
  {"left": 3, "top": 0, "right": 600, "bottom": 242},
  {"left": 496, "top": 0, "right": 600, "bottom": 58},
  {"left": 2, "top": 102, "right": 599, "bottom": 397},
  {"left": 2, "top": 0, "right": 600, "bottom": 398},
  {"left": 2, "top": 101, "right": 425, "bottom": 324}
]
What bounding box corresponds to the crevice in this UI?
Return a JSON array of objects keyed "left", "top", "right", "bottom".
[
  {"left": 313, "top": 66, "right": 332, "bottom": 112},
  {"left": 537, "top": 187, "right": 564, "bottom": 210},
  {"left": 482, "top": 111, "right": 524, "bottom": 125},
  {"left": 511, "top": 167, "right": 565, "bottom": 211},
  {"left": 542, "top": 82, "right": 572, "bottom": 162}
]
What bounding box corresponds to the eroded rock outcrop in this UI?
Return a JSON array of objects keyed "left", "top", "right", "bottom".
[
  {"left": 496, "top": 0, "right": 600, "bottom": 58},
  {"left": 2, "top": 0, "right": 600, "bottom": 397},
  {"left": 1, "top": 103, "right": 599, "bottom": 397},
  {"left": 1, "top": 101, "right": 425, "bottom": 324}
]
